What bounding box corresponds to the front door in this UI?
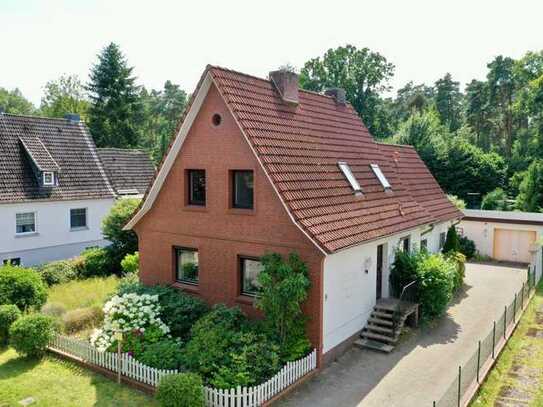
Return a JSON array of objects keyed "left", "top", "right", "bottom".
[{"left": 376, "top": 244, "right": 384, "bottom": 300}]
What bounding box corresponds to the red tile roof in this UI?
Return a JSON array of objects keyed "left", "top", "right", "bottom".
[{"left": 208, "top": 66, "right": 462, "bottom": 253}]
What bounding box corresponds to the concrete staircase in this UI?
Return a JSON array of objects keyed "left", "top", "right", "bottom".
[{"left": 354, "top": 299, "right": 418, "bottom": 353}]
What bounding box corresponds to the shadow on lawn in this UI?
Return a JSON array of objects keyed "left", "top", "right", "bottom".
[{"left": 0, "top": 346, "right": 40, "bottom": 380}]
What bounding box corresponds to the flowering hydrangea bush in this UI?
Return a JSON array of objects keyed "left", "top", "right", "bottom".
[{"left": 90, "top": 293, "right": 170, "bottom": 352}]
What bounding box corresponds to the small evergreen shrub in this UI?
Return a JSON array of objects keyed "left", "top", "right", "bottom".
[
  {"left": 448, "top": 252, "right": 466, "bottom": 292},
  {"left": 121, "top": 252, "right": 139, "bottom": 275},
  {"left": 442, "top": 226, "right": 461, "bottom": 254},
  {"left": 0, "top": 265, "right": 48, "bottom": 311},
  {"left": 458, "top": 236, "right": 476, "bottom": 259},
  {"left": 0, "top": 304, "right": 22, "bottom": 345},
  {"left": 138, "top": 339, "right": 184, "bottom": 370},
  {"left": 37, "top": 260, "right": 77, "bottom": 286},
  {"left": 62, "top": 306, "right": 104, "bottom": 334},
  {"left": 417, "top": 254, "right": 455, "bottom": 319},
  {"left": 389, "top": 250, "right": 423, "bottom": 297},
  {"left": 9, "top": 314, "right": 57, "bottom": 357},
  {"left": 156, "top": 373, "right": 204, "bottom": 407},
  {"left": 41, "top": 302, "right": 67, "bottom": 318},
  {"left": 76, "top": 247, "right": 114, "bottom": 278}
]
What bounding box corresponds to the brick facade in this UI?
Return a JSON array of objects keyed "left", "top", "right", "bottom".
[{"left": 134, "top": 84, "right": 325, "bottom": 359}]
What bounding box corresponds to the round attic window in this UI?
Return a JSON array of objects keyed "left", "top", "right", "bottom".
[{"left": 212, "top": 113, "right": 222, "bottom": 127}]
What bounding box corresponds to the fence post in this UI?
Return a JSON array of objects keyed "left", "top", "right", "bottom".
[
  {"left": 457, "top": 365, "right": 462, "bottom": 407},
  {"left": 504, "top": 306, "right": 507, "bottom": 339},
  {"left": 477, "top": 340, "right": 481, "bottom": 383},
  {"left": 492, "top": 321, "right": 496, "bottom": 359}
]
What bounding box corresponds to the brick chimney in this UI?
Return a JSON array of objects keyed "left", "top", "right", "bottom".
[
  {"left": 325, "top": 88, "right": 346, "bottom": 105},
  {"left": 269, "top": 69, "right": 299, "bottom": 105}
]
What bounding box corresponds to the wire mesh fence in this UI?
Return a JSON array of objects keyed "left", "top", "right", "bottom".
[{"left": 433, "top": 266, "right": 538, "bottom": 407}]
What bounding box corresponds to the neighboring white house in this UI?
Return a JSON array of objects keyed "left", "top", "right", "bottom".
[
  {"left": 0, "top": 113, "right": 154, "bottom": 267},
  {"left": 460, "top": 209, "right": 543, "bottom": 281}
]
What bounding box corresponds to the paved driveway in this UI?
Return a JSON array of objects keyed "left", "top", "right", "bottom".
[{"left": 278, "top": 263, "right": 528, "bottom": 407}]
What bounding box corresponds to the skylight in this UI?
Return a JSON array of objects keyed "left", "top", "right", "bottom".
[
  {"left": 370, "top": 164, "right": 391, "bottom": 190},
  {"left": 338, "top": 162, "right": 362, "bottom": 194}
]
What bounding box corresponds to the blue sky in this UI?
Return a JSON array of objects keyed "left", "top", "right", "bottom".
[{"left": 1, "top": 0, "right": 542, "bottom": 105}]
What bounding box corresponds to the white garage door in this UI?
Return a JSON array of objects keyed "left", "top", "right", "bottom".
[{"left": 493, "top": 228, "right": 536, "bottom": 263}]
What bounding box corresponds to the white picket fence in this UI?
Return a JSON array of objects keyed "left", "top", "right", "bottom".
[
  {"left": 203, "top": 349, "right": 317, "bottom": 407},
  {"left": 49, "top": 334, "right": 317, "bottom": 406},
  {"left": 49, "top": 335, "right": 178, "bottom": 387}
]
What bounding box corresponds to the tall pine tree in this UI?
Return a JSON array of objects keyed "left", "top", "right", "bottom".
[{"left": 87, "top": 43, "right": 143, "bottom": 148}]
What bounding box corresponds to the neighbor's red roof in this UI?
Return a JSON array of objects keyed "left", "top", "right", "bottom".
[{"left": 207, "top": 66, "right": 462, "bottom": 253}]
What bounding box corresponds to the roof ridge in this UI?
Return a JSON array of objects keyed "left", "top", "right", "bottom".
[
  {"left": 0, "top": 112, "right": 81, "bottom": 122},
  {"left": 376, "top": 141, "right": 416, "bottom": 150}
]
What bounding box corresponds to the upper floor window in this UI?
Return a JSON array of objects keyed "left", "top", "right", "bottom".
[
  {"left": 70, "top": 208, "right": 87, "bottom": 229},
  {"left": 43, "top": 172, "right": 54, "bottom": 186},
  {"left": 240, "top": 256, "right": 263, "bottom": 296},
  {"left": 175, "top": 247, "right": 199, "bottom": 285},
  {"left": 232, "top": 170, "right": 254, "bottom": 209},
  {"left": 188, "top": 170, "right": 206, "bottom": 206},
  {"left": 16, "top": 212, "right": 36, "bottom": 234}
]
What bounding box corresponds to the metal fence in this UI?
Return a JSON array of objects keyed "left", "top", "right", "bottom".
[{"left": 433, "top": 266, "right": 538, "bottom": 407}]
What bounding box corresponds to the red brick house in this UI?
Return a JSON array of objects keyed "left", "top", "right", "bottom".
[{"left": 125, "top": 66, "right": 462, "bottom": 365}]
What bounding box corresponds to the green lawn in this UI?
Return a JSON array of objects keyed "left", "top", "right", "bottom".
[
  {"left": 471, "top": 281, "right": 543, "bottom": 406},
  {"left": 0, "top": 347, "right": 158, "bottom": 407},
  {"left": 46, "top": 275, "right": 119, "bottom": 311}
]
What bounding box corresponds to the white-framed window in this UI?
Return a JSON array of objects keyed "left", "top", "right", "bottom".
[
  {"left": 421, "top": 239, "right": 428, "bottom": 251},
  {"left": 400, "top": 236, "right": 410, "bottom": 253},
  {"left": 16, "top": 212, "right": 36, "bottom": 234},
  {"left": 70, "top": 208, "right": 87, "bottom": 229},
  {"left": 43, "top": 172, "right": 54, "bottom": 186},
  {"left": 439, "top": 232, "right": 447, "bottom": 250},
  {"left": 338, "top": 161, "right": 362, "bottom": 194},
  {"left": 370, "top": 164, "right": 391, "bottom": 190}
]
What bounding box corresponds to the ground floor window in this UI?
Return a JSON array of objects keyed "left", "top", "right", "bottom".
[
  {"left": 239, "top": 256, "right": 263, "bottom": 296},
  {"left": 175, "top": 247, "right": 199, "bottom": 284},
  {"left": 3, "top": 258, "right": 21, "bottom": 266},
  {"left": 421, "top": 238, "right": 428, "bottom": 251},
  {"left": 400, "top": 236, "right": 410, "bottom": 253},
  {"left": 439, "top": 232, "right": 446, "bottom": 250}
]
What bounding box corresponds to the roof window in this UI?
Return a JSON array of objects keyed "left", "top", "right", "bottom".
[
  {"left": 370, "top": 164, "right": 391, "bottom": 190},
  {"left": 338, "top": 162, "right": 362, "bottom": 195}
]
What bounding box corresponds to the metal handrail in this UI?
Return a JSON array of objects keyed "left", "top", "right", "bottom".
[{"left": 392, "top": 280, "right": 418, "bottom": 336}]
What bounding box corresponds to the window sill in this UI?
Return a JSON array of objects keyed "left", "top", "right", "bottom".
[
  {"left": 235, "top": 295, "right": 256, "bottom": 305},
  {"left": 14, "top": 232, "right": 39, "bottom": 238},
  {"left": 227, "top": 208, "right": 255, "bottom": 216},
  {"left": 183, "top": 205, "right": 208, "bottom": 213},
  {"left": 70, "top": 226, "right": 89, "bottom": 232},
  {"left": 172, "top": 281, "right": 200, "bottom": 294}
]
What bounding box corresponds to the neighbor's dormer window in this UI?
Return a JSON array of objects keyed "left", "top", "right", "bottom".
[
  {"left": 43, "top": 172, "right": 54, "bottom": 186},
  {"left": 370, "top": 164, "right": 391, "bottom": 190},
  {"left": 338, "top": 162, "right": 362, "bottom": 195}
]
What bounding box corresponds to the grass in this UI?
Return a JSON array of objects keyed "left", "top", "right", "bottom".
[
  {"left": 46, "top": 275, "right": 119, "bottom": 311},
  {"left": 471, "top": 281, "right": 543, "bottom": 406},
  {"left": 0, "top": 347, "right": 158, "bottom": 407}
]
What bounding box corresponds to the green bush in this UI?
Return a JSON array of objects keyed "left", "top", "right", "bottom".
[
  {"left": 37, "top": 259, "right": 78, "bottom": 286},
  {"left": 0, "top": 304, "right": 22, "bottom": 345},
  {"left": 62, "top": 306, "right": 104, "bottom": 334},
  {"left": 389, "top": 250, "right": 423, "bottom": 297},
  {"left": 138, "top": 339, "right": 184, "bottom": 370},
  {"left": 442, "top": 226, "right": 461, "bottom": 254},
  {"left": 0, "top": 265, "right": 48, "bottom": 311},
  {"left": 459, "top": 236, "right": 476, "bottom": 259},
  {"left": 417, "top": 254, "right": 455, "bottom": 319},
  {"left": 449, "top": 252, "right": 466, "bottom": 292},
  {"left": 119, "top": 284, "right": 208, "bottom": 339},
  {"left": 102, "top": 198, "right": 140, "bottom": 269},
  {"left": 41, "top": 302, "right": 67, "bottom": 318},
  {"left": 121, "top": 252, "right": 139, "bottom": 275},
  {"left": 76, "top": 247, "right": 115, "bottom": 278},
  {"left": 9, "top": 314, "right": 57, "bottom": 357},
  {"left": 156, "top": 373, "right": 204, "bottom": 407}
]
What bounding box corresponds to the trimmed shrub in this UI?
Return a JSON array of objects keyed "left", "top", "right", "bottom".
[
  {"left": 156, "top": 373, "right": 204, "bottom": 407},
  {"left": 0, "top": 265, "right": 48, "bottom": 311},
  {"left": 118, "top": 284, "right": 208, "bottom": 339},
  {"left": 447, "top": 252, "right": 466, "bottom": 292},
  {"left": 102, "top": 198, "right": 140, "bottom": 269},
  {"left": 459, "top": 236, "right": 476, "bottom": 259},
  {"left": 62, "top": 306, "right": 104, "bottom": 334},
  {"left": 76, "top": 247, "right": 115, "bottom": 278},
  {"left": 37, "top": 260, "right": 77, "bottom": 286},
  {"left": 41, "top": 302, "right": 67, "bottom": 318},
  {"left": 442, "top": 226, "right": 461, "bottom": 254},
  {"left": 389, "top": 250, "right": 423, "bottom": 297},
  {"left": 121, "top": 252, "right": 139, "bottom": 275},
  {"left": 0, "top": 304, "right": 22, "bottom": 345},
  {"left": 138, "top": 339, "right": 184, "bottom": 370},
  {"left": 9, "top": 314, "right": 57, "bottom": 357},
  {"left": 417, "top": 255, "right": 456, "bottom": 319}
]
